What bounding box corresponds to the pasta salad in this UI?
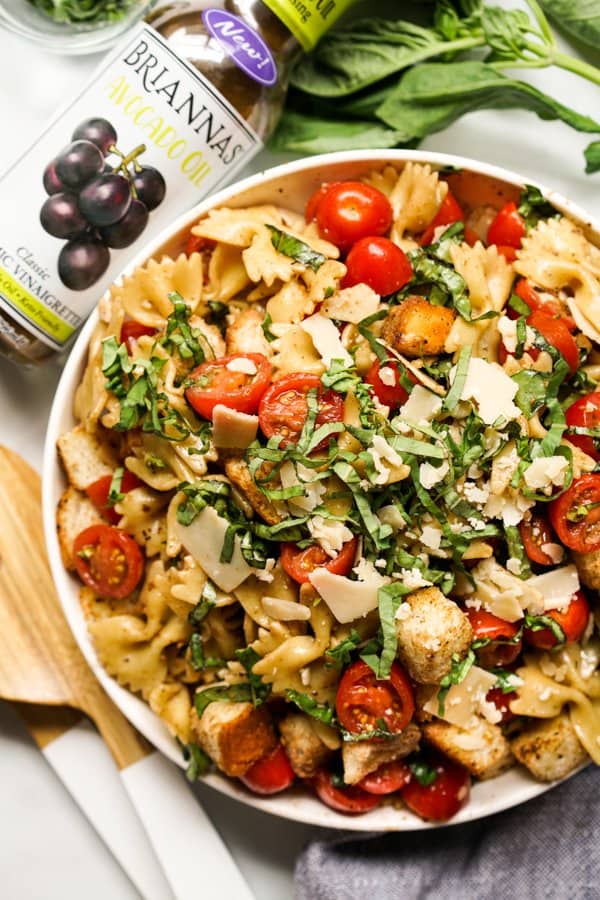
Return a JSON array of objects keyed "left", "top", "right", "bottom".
[{"left": 57, "top": 162, "right": 600, "bottom": 822}]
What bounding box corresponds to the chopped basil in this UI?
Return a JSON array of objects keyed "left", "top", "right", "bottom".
[
  {"left": 181, "top": 742, "right": 212, "bottom": 781},
  {"left": 194, "top": 683, "right": 254, "bottom": 718},
  {"left": 523, "top": 614, "right": 566, "bottom": 645},
  {"left": 107, "top": 467, "right": 124, "bottom": 507},
  {"left": 517, "top": 184, "right": 558, "bottom": 230},
  {"left": 286, "top": 690, "right": 337, "bottom": 727},
  {"left": 188, "top": 633, "right": 224, "bottom": 671},
  {"left": 492, "top": 668, "right": 521, "bottom": 694},
  {"left": 235, "top": 648, "right": 271, "bottom": 706},
  {"left": 266, "top": 224, "right": 327, "bottom": 272},
  {"left": 325, "top": 630, "right": 362, "bottom": 668},
  {"left": 443, "top": 345, "right": 472, "bottom": 413},
  {"left": 409, "top": 759, "right": 438, "bottom": 787},
  {"left": 262, "top": 312, "right": 277, "bottom": 342},
  {"left": 161, "top": 293, "right": 208, "bottom": 366},
  {"left": 437, "top": 649, "right": 476, "bottom": 717}
]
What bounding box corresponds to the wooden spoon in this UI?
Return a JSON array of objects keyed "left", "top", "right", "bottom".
[{"left": 0, "top": 446, "right": 253, "bottom": 900}]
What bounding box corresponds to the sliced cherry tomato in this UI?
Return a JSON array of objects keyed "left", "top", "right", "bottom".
[
  {"left": 85, "top": 470, "right": 142, "bottom": 525},
  {"left": 420, "top": 190, "right": 465, "bottom": 246},
  {"left": 496, "top": 245, "right": 518, "bottom": 262},
  {"left": 565, "top": 392, "right": 600, "bottom": 461},
  {"left": 400, "top": 755, "right": 470, "bottom": 822},
  {"left": 549, "top": 474, "right": 600, "bottom": 553},
  {"left": 186, "top": 353, "right": 272, "bottom": 420},
  {"left": 463, "top": 226, "right": 479, "bottom": 246},
  {"left": 240, "top": 744, "right": 295, "bottom": 795},
  {"left": 258, "top": 373, "right": 344, "bottom": 449},
  {"left": 518, "top": 510, "right": 560, "bottom": 566},
  {"left": 487, "top": 201, "right": 526, "bottom": 249},
  {"left": 486, "top": 687, "right": 517, "bottom": 722},
  {"left": 524, "top": 590, "right": 590, "bottom": 650},
  {"left": 184, "top": 233, "right": 215, "bottom": 256},
  {"left": 73, "top": 524, "right": 144, "bottom": 599},
  {"left": 365, "top": 359, "right": 417, "bottom": 410},
  {"left": 336, "top": 660, "right": 414, "bottom": 737},
  {"left": 280, "top": 535, "right": 357, "bottom": 585},
  {"left": 313, "top": 769, "right": 381, "bottom": 814},
  {"left": 527, "top": 309, "right": 579, "bottom": 374},
  {"left": 465, "top": 608, "right": 522, "bottom": 668},
  {"left": 120, "top": 320, "right": 157, "bottom": 353},
  {"left": 343, "top": 236, "right": 413, "bottom": 296},
  {"left": 315, "top": 181, "right": 393, "bottom": 251},
  {"left": 508, "top": 279, "right": 576, "bottom": 330},
  {"left": 357, "top": 760, "right": 412, "bottom": 795},
  {"left": 305, "top": 181, "right": 341, "bottom": 222}
]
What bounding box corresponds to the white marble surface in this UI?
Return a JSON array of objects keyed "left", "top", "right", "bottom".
[{"left": 0, "top": 9, "right": 599, "bottom": 900}]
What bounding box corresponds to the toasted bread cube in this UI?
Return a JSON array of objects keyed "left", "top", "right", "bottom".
[
  {"left": 342, "top": 723, "right": 421, "bottom": 785},
  {"left": 510, "top": 714, "right": 588, "bottom": 782},
  {"left": 56, "top": 486, "right": 103, "bottom": 571},
  {"left": 226, "top": 307, "right": 272, "bottom": 357},
  {"left": 423, "top": 719, "right": 514, "bottom": 781},
  {"left": 395, "top": 587, "right": 473, "bottom": 684},
  {"left": 279, "top": 714, "right": 334, "bottom": 778},
  {"left": 57, "top": 425, "right": 117, "bottom": 490},
  {"left": 193, "top": 700, "right": 277, "bottom": 777},
  {"left": 573, "top": 550, "right": 600, "bottom": 591},
  {"left": 224, "top": 456, "right": 281, "bottom": 525},
  {"left": 382, "top": 297, "right": 455, "bottom": 358}
]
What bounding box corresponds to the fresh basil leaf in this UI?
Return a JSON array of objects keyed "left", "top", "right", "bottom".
[
  {"left": 194, "top": 683, "right": 253, "bottom": 718},
  {"left": 524, "top": 614, "right": 566, "bottom": 645},
  {"left": 517, "top": 184, "right": 558, "bottom": 229},
  {"left": 181, "top": 742, "right": 212, "bottom": 781},
  {"left": 188, "top": 633, "right": 224, "bottom": 671},
  {"left": 269, "top": 111, "right": 407, "bottom": 154},
  {"left": 444, "top": 345, "right": 472, "bottom": 413},
  {"left": 325, "top": 630, "right": 362, "bottom": 668},
  {"left": 266, "top": 224, "right": 326, "bottom": 272},
  {"left": 492, "top": 668, "right": 521, "bottom": 695},
  {"left": 161, "top": 293, "right": 207, "bottom": 366},
  {"left": 107, "top": 467, "right": 124, "bottom": 506},
  {"left": 538, "top": 0, "right": 600, "bottom": 50},
  {"left": 286, "top": 690, "right": 337, "bottom": 727},
  {"left": 377, "top": 61, "right": 600, "bottom": 142},
  {"left": 262, "top": 312, "right": 277, "bottom": 342},
  {"left": 437, "top": 649, "right": 476, "bottom": 716},
  {"left": 409, "top": 758, "right": 438, "bottom": 786},
  {"left": 188, "top": 582, "right": 217, "bottom": 627},
  {"left": 235, "top": 648, "right": 271, "bottom": 707},
  {"left": 585, "top": 140, "right": 600, "bottom": 174},
  {"left": 504, "top": 525, "right": 533, "bottom": 580}
]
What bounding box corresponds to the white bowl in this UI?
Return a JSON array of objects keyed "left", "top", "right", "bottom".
[{"left": 43, "top": 149, "right": 599, "bottom": 831}]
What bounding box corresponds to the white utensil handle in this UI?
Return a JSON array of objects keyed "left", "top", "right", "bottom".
[
  {"left": 121, "top": 752, "right": 254, "bottom": 900},
  {"left": 43, "top": 720, "right": 174, "bottom": 900}
]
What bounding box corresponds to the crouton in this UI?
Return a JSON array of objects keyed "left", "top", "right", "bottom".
[
  {"left": 382, "top": 297, "right": 455, "bottom": 358},
  {"left": 223, "top": 456, "right": 281, "bottom": 525},
  {"left": 395, "top": 587, "right": 473, "bottom": 684},
  {"left": 226, "top": 307, "right": 272, "bottom": 357},
  {"left": 56, "top": 486, "right": 103, "bottom": 570},
  {"left": 510, "top": 714, "right": 588, "bottom": 782},
  {"left": 279, "top": 713, "right": 335, "bottom": 778},
  {"left": 192, "top": 700, "right": 277, "bottom": 777},
  {"left": 573, "top": 549, "right": 600, "bottom": 591},
  {"left": 342, "top": 723, "right": 421, "bottom": 785},
  {"left": 422, "top": 719, "right": 514, "bottom": 781},
  {"left": 57, "top": 424, "right": 118, "bottom": 490}
]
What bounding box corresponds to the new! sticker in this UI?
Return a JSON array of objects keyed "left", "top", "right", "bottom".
[{"left": 202, "top": 9, "right": 278, "bottom": 87}]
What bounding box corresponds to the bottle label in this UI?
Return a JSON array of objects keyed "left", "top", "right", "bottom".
[
  {"left": 0, "top": 24, "right": 262, "bottom": 350},
  {"left": 260, "top": 0, "right": 356, "bottom": 50},
  {"left": 202, "top": 10, "right": 278, "bottom": 87}
]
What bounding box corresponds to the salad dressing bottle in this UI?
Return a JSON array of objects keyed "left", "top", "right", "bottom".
[{"left": 0, "top": 0, "right": 355, "bottom": 365}]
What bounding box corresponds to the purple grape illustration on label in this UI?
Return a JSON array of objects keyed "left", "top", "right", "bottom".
[{"left": 40, "top": 117, "right": 167, "bottom": 291}]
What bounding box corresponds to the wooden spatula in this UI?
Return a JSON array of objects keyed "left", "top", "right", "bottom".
[{"left": 0, "top": 446, "right": 254, "bottom": 900}]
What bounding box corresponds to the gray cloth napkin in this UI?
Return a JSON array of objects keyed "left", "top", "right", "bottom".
[{"left": 295, "top": 766, "right": 599, "bottom": 900}]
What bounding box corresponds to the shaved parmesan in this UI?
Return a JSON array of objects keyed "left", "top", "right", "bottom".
[
  {"left": 279, "top": 461, "right": 325, "bottom": 514},
  {"left": 457, "top": 357, "right": 520, "bottom": 425},
  {"left": 423, "top": 666, "right": 497, "bottom": 728},
  {"left": 212, "top": 405, "right": 258, "bottom": 449},
  {"left": 525, "top": 564, "right": 580, "bottom": 614},
  {"left": 173, "top": 506, "right": 252, "bottom": 592},
  {"left": 320, "top": 283, "right": 380, "bottom": 323},
  {"left": 309, "top": 566, "right": 389, "bottom": 623},
  {"left": 225, "top": 357, "right": 257, "bottom": 375},
  {"left": 307, "top": 516, "right": 353, "bottom": 558},
  {"left": 299, "top": 313, "right": 352, "bottom": 366},
  {"left": 523, "top": 456, "right": 569, "bottom": 492},
  {"left": 398, "top": 385, "right": 443, "bottom": 425},
  {"left": 262, "top": 596, "right": 311, "bottom": 621}
]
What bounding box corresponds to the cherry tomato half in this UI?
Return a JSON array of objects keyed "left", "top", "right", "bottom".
[
  {"left": 315, "top": 181, "right": 393, "bottom": 252},
  {"left": 508, "top": 279, "right": 576, "bottom": 330},
  {"left": 313, "top": 769, "right": 381, "bottom": 814},
  {"left": 120, "top": 320, "right": 157, "bottom": 354},
  {"left": 336, "top": 660, "right": 414, "bottom": 737},
  {"left": 400, "top": 755, "right": 470, "bottom": 822},
  {"left": 496, "top": 245, "right": 518, "bottom": 262},
  {"left": 527, "top": 309, "right": 579, "bottom": 374},
  {"left": 486, "top": 687, "right": 518, "bottom": 722},
  {"left": 73, "top": 524, "right": 144, "bottom": 599},
  {"left": 465, "top": 608, "right": 522, "bottom": 669},
  {"left": 258, "top": 373, "right": 344, "bottom": 449},
  {"left": 518, "top": 510, "right": 560, "bottom": 566},
  {"left": 549, "top": 474, "right": 600, "bottom": 553},
  {"left": 240, "top": 744, "right": 295, "bottom": 795},
  {"left": 305, "top": 181, "right": 341, "bottom": 223},
  {"left": 523, "top": 590, "right": 590, "bottom": 650},
  {"left": 343, "top": 236, "right": 413, "bottom": 296},
  {"left": 357, "top": 760, "right": 412, "bottom": 795},
  {"left": 280, "top": 535, "right": 358, "bottom": 585},
  {"left": 186, "top": 353, "right": 272, "bottom": 420},
  {"left": 85, "top": 470, "right": 142, "bottom": 525},
  {"left": 365, "top": 359, "right": 417, "bottom": 410},
  {"left": 420, "top": 190, "right": 465, "bottom": 246},
  {"left": 565, "top": 392, "right": 600, "bottom": 461},
  {"left": 487, "top": 201, "right": 526, "bottom": 249},
  {"left": 184, "top": 233, "right": 215, "bottom": 256}
]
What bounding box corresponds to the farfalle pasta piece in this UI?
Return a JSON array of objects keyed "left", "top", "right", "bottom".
[
  {"left": 148, "top": 682, "right": 193, "bottom": 742},
  {"left": 114, "top": 486, "right": 170, "bottom": 558},
  {"left": 266, "top": 280, "right": 315, "bottom": 324},
  {"left": 270, "top": 323, "right": 324, "bottom": 375},
  {"left": 110, "top": 253, "right": 204, "bottom": 328},
  {"left": 389, "top": 162, "right": 448, "bottom": 241},
  {"left": 445, "top": 242, "right": 514, "bottom": 358},
  {"left": 206, "top": 243, "right": 251, "bottom": 302},
  {"left": 516, "top": 217, "right": 600, "bottom": 343},
  {"left": 189, "top": 205, "right": 287, "bottom": 246}
]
